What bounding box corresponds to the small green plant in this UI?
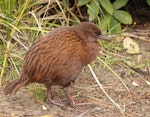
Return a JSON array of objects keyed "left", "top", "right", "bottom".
[
  {"left": 0, "top": 0, "right": 81, "bottom": 92},
  {"left": 78, "top": 0, "right": 132, "bottom": 34},
  {"left": 146, "top": 0, "right": 150, "bottom": 5},
  {"left": 0, "top": 0, "right": 32, "bottom": 86},
  {"left": 29, "top": 84, "right": 46, "bottom": 102}
]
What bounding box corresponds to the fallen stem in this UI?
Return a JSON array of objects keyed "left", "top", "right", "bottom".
[
  {"left": 0, "top": 41, "right": 10, "bottom": 87},
  {"left": 97, "top": 57, "right": 130, "bottom": 92},
  {"left": 88, "top": 64, "right": 125, "bottom": 116}
]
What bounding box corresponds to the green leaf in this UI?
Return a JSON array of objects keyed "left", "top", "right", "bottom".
[
  {"left": 99, "top": 0, "right": 114, "bottom": 15},
  {"left": 113, "top": 0, "right": 128, "bottom": 10},
  {"left": 146, "top": 0, "right": 150, "bottom": 6},
  {"left": 110, "top": 17, "right": 121, "bottom": 34},
  {"left": 77, "top": 0, "right": 90, "bottom": 6},
  {"left": 87, "top": 0, "right": 99, "bottom": 21},
  {"left": 124, "top": 60, "right": 133, "bottom": 67},
  {"left": 135, "top": 64, "right": 145, "bottom": 69},
  {"left": 113, "top": 10, "right": 132, "bottom": 24},
  {"left": 99, "top": 13, "right": 111, "bottom": 32}
]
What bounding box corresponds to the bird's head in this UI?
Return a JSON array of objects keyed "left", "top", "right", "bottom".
[{"left": 75, "top": 22, "right": 110, "bottom": 43}]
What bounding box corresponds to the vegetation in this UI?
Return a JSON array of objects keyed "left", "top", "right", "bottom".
[
  {"left": 78, "top": 0, "right": 132, "bottom": 34},
  {"left": 0, "top": 0, "right": 149, "bottom": 96},
  {"left": 0, "top": 0, "right": 78, "bottom": 86}
]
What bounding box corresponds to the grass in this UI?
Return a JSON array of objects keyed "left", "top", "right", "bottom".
[
  {"left": 0, "top": 0, "right": 148, "bottom": 87},
  {"left": 0, "top": 0, "right": 80, "bottom": 86},
  {"left": 0, "top": 0, "right": 149, "bottom": 100},
  {"left": 1, "top": 1, "right": 149, "bottom": 116}
]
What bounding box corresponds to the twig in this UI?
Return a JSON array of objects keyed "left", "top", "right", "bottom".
[
  {"left": 55, "top": 0, "right": 69, "bottom": 25},
  {"left": 0, "top": 41, "right": 10, "bottom": 87},
  {"left": 78, "top": 107, "right": 93, "bottom": 117},
  {"left": 29, "top": 11, "right": 44, "bottom": 36},
  {"left": 88, "top": 64, "right": 125, "bottom": 116},
  {"left": 10, "top": 57, "right": 20, "bottom": 76},
  {"left": 99, "top": 47, "right": 132, "bottom": 60},
  {"left": 10, "top": 0, "right": 29, "bottom": 36},
  {"left": 12, "top": 36, "right": 29, "bottom": 51},
  {"left": 41, "top": 0, "right": 52, "bottom": 26},
  {"left": 122, "top": 32, "right": 150, "bottom": 42},
  {"left": 97, "top": 57, "right": 130, "bottom": 92}
]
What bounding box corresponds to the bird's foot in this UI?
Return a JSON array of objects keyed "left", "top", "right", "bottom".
[
  {"left": 47, "top": 86, "right": 65, "bottom": 108},
  {"left": 63, "top": 86, "right": 94, "bottom": 108},
  {"left": 47, "top": 98, "right": 65, "bottom": 108}
]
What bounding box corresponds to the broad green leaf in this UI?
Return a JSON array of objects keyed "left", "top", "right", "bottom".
[
  {"left": 77, "top": 0, "right": 90, "bottom": 6},
  {"left": 99, "top": 13, "right": 111, "bottom": 32},
  {"left": 99, "top": 0, "right": 114, "bottom": 15},
  {"left": 87, "top": 0, "right": 99, "bottom": 21},
  {"left": 113, "top": 10, "right": 132, "bottom": 24},
  {"left": 113, "top": 0, "right": 128, "bottom": 10},
  {"left": 110, "top": 17, "right": 121, "bottom": 34},
  {"left": 146, "top": 0, "right": 150, "bottom": 6}
]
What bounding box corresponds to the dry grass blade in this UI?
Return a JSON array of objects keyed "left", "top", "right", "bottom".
[
  {"left": 122, "top": 32, "right": 150, "bottom": 42},
  {"left": 0, "top": 19, "right": 21, "bottom": 33},
  {"left": 99, "top": 47, "right": 132, "bottom": 60},
  {"left": 10, "top": 57, "right": 20, "bottom": 76},
  {"left": 12, "top": 36, "right": 29, "bottom": 51},
  {"left": 55, "top": 0, "right": 69, "bottom": 25},
  {"left": 88, "top": 64, "right": 125, "bottom": 116},
  {"left": 97, "top": 57, "right": 130, "bottom": 92},
  {"left": 0, "top": 41, "right": 10, "bottom": 87},
  {"left": 41, "top": 0, "right": 52, "bottom": 23},
  {"left": 10, "top": 0, "right": 30, "bottom": 36},
  {"left": 29, "top": 11, "right": 44, "bottom": 36}
]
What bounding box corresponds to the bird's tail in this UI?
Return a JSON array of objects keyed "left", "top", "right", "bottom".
[{"left": 4, "top": 72, "right": 29, "bottom": 96}]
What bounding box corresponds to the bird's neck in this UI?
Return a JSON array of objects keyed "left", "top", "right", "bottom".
[{"left": 83, "top": 42, "right": 99, "bottom": 65}]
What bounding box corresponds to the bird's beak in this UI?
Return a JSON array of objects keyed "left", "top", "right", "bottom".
[{"left": 99, "top": 34, "right": 110, "bottom": 41}]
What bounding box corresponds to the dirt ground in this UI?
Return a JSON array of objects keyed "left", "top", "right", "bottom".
[{"left": 0, "top": 24, "right": 150, "bottom": 117}]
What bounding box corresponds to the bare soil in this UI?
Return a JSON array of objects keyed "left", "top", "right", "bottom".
[{"left": 0, "top": 24, "right": 150, "bottom": 117}]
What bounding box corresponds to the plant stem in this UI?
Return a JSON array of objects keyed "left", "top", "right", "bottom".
[{"left": 0, "top": 41, "right": 10, "bottom": 87}]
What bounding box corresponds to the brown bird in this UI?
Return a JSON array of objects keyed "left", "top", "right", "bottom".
[{"left": 4, "top": 22, "right": 109, "bottom": 107}]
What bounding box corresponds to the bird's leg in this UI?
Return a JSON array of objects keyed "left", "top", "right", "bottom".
[
  {"left": 47, "top": 86, "right": 65, "bottom": 108},
  {"left": 63, "top": 86, "right": 93, "bottom": 108},
  {"left": 63, "top": 86, "right": 76, "bottom": 108}
]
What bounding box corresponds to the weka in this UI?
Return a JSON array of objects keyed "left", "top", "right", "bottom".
[{"left": 4, "top": 22, "right": 109, "bottom": 107}]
